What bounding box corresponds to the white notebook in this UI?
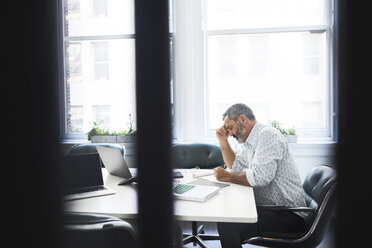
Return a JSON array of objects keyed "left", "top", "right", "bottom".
[
  {"left": 190, "top": 178, "right": 230, "bottom": 188},
  {"left": 173, "top": 183, "right": 219, "bottom": 202}
]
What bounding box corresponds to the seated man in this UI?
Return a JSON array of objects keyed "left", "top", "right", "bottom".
[{"left": 214, "top": 103, "right": 307, "bottom": 248}]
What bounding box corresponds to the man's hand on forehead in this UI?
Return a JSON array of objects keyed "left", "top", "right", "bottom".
[
  {"left": 223, "top": 125, "right": 233, "bottom": 136},
  {"left": 224, "top": 124, "right": 233, "bottom": 132}
]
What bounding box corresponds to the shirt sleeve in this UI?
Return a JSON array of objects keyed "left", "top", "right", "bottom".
[
  {"left": 231, "top": 154, "right": 247, "bottom": 172},
  {"left": 245, "top": 130, "right": 285, "bottom": 187},
  {"left": 231, "top": 145, "right": 248, "bottom": 172}
]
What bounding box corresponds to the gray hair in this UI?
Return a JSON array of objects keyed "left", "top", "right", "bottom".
[{"left": 222, "top": 103, "right": 256, "bottom": 121}]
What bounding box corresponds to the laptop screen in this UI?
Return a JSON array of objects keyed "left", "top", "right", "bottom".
[{"left": 59, "top": 153, "right": 104, "bottom": 194}]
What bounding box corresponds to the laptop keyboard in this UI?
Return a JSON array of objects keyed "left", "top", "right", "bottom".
[
  {"left": 174, "top": 184, "right": 195, "bottom": 194},
  {"left": 65, "top": 185, "right": 107, "bottom": 195}
]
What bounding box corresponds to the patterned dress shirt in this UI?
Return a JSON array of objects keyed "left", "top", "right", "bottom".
[{"left": 232, "top": 122, "right": 307, "bottom": 217}]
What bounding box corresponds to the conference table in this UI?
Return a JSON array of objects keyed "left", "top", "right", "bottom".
[{"left": 64, "top": 168, "right": 257, "bottom": 246}]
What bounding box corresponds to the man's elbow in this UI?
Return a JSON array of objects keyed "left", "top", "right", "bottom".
[{"left": 250, "top": 173, "right": 274, "bottom": 187}]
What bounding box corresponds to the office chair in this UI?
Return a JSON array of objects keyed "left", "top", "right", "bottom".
[
  {"left": 243, "top": 164, "right": 338, "bottom": 248},
  {"left": 68, "top": 143, "right": 125, "bottom": 167},
  {"left": 61, "top": 212, "right": 138, "bottom": 248},
  {"left": 171, "top": 143, "right": 225, "bottom": 248}
]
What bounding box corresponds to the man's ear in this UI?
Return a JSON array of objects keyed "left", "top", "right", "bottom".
[{"left": 239, "top": 114, "right": 249, "bottom": 126}]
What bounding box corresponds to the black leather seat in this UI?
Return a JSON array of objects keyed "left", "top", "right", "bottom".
[
  {"left": 68, "top": 143, "right": 125, "bottom": 167},
  {"left": 171, "top": 143, "right": 224, "bottom": 169},
  {"left": 61, "top": 213, "right": 138, "bottom": 248},
  {"left": 244, "top": 164, "right": 338, "bottom": 248},
  {"left": 171, "top": 143, "right": 225, "bottom": 248},
  {"left": 69, "top": 143, "right": 125, "bottom": 156}
]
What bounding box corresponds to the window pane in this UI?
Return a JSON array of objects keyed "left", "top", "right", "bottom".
[
  {"left": 207, "top": 32, "right": 327, "bottom": 131},
  {"left": 66, "top": 42, "right": 83, "bottom": 84},
  {"left": 65, "top": 39, "right": 136, "bottom": 133},
  {"left": 92, "top": 0, "right": 108, "bottom": 17},
  {"left": 92, "top": 42, "right": 109, "bottom": 80},
  {"left": 206, "top": 0, "right": 325, "bottom": 30},
  {"left": 68, "top": 105, "right": 84, "bottom": 132},
  {"left": 65, "top": 0, "right": 134, "bottom": 36},
  {"left": 92, "top": 105, "right": 111, "bottom": 129}
]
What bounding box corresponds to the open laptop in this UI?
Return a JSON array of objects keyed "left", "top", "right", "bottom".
[
  {"left": 96, "top": 146, "right": 183, "bottom": 186},
  {"left": 60, "top": 153, "right": 115, "bottom": 201}
]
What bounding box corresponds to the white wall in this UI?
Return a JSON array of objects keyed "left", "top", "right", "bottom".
[{"left": 290, "top": 143, "right": 336, "bottom": 182}]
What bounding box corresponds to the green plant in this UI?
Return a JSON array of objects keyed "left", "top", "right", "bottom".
[
  {"left": 86, "top": 117, "right": 136, "bottom": 141},
  {"left": 269, "top": 120, "right": 287, "bottom": 136},
  {"left": 87, "top": 121, "right": 110, "bottom": 141},
  {"left": 269, "top": 120, "right": 296, "bottom": 136},
  {"left": 287, "top": 127, "right": 296, "bottom": 135},
  {"left": 126, "top": 114, "right": 136, "bottom": 135}
]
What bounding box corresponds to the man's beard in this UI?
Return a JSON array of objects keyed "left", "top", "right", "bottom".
[{"left": 233, "top": 122, "right": 246, "bottom": 143}]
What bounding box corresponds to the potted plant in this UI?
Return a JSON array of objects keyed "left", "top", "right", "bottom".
[
  {"left": 269, "top": 120, "right": 297, "bottom": 143},
  {"left": 116, "top": 114, "right": 137, "bottom": 143},
  {"left": 87, "top": 115, "right": 137, "bottom": 143},
  {"left": 285, "top": 126, "right": 297, "bottom": 143},
  {"left": 87, "top": 121, "right": 116, "bottom": 142}
]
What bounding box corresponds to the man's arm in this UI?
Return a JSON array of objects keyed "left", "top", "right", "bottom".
[
  {"left": 213, "top": 167, "right": 251, "bottom": 186},
  {"left": 216, "top": 126, "right": 236, "bottom": 169}
]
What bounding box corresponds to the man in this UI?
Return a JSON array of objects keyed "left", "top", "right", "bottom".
[{"left": 214, "top": 103, "right": 307, "bottom": 248}]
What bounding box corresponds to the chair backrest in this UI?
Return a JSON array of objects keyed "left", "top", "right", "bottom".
[
  {"left": 300, "top": 165, "right": 338, "bottom": 247},
  {"left": 68, "top": 143, "right": 125, "bottom": 167},
  {"left": 171, "top": 143, "right": 224, "bottom": 169},
  {"left": 62, "top": 213, "right": 138, "bottom": 248},
  {"left": 303, "top": 165, "right": 337, "bottom": 210},
  {"left": 246, "top": 164, "right": 338, "bottom": 248},
  {"left": 69, "top": 143, "right": 125, "bottom": 156}
]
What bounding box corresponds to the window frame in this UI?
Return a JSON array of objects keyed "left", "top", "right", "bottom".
[
  {"left": 59, "top": 0, "right": 175, "bottom": 142},
  {"left": 58, "top": 0, "right": 136, "bottom": 141},
  {"left": 58, "top": 0, "right": 336, "bottom": 143},
  {"left": 172, "top": 0, "right": 336, "bottom": 143}
]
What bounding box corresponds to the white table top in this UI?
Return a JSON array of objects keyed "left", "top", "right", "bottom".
[{"left": 64, "top": 168, "right": 257, "bottom": 223}]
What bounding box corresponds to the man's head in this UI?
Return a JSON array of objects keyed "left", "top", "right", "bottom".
[{"left": 222, "top": 103, "right": 256, "bottom": 143}]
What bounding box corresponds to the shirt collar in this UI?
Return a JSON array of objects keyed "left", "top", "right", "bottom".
[{"left": 244, "top": 122, "right": 265, "bottom": 146}]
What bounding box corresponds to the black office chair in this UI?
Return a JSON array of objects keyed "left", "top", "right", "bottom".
[
  {"left": 68, "top": 143, "right": 125, "bottom": 167},
  {"left": 244, "top": 164, "right": 338, "bottom": 248},
  {"left": 171, "top": 143, "right": 225, "bottom": 248},
  {"left": 61, "top": 212, "right": 138, "bottom": 248}
]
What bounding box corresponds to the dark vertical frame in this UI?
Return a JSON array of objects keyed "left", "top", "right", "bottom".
[
  {"left": 335, "top": 0, "right": 372, "bottom": 247},
  {"left": 4, "top": 0, "right": 62, "bottom": 247},
  {"left": 135, "top": 1, "right": 173, "bottom": 248}
]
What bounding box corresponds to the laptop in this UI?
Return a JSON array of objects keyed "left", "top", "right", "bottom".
[
  {"left": 60, "top": 153, "right": 115, "bottom": 201},
  {"left": 96, "top": 146, "right": 183, "bottom": 186}
]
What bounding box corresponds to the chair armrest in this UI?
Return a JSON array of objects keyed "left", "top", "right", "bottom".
[{"left": 257, "top": 205, "right": 317, "bottom": 213}]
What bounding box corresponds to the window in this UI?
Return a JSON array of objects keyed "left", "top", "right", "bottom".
[
  {"left": 92, "top": 42, "right": 109, "bottom": 81},
  {"left": 60, "top": 0, "right": 334, "bottom": 142},
  {"left": 205, "top": 0, "right": 333, "bottom": 140},
  {"left": 173, "top": 0, "right": 335, "bottom": 142},
  {"left": 60, "top": 0, "right": 174, "bottom": 141},
  {"left": 92, "top": 105, "right": 111, "bottom": 128},
  {"left": 92, "top": 0, "right": 107, "bottom": 17},
  {"left": 61, "top": 0, "right": 136, "bottom": 139}
]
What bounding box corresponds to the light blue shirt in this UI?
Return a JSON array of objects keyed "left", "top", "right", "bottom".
[{"left": 232, "top": 122, "right": 307, "bottom": 216}]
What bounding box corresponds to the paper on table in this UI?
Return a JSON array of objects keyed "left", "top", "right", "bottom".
[
  {"left": 193, "top": 170, "right": 214, "bottom": 178},
  {"left": 190, "top": 177, "right": 230, "bottom": 188}
]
